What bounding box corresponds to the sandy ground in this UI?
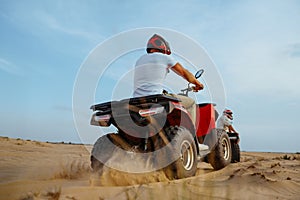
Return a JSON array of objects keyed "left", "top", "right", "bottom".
[{"left": 0, "top": 136, "right": 300, "bottom": 200}]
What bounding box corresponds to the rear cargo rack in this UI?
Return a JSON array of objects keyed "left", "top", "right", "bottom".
[{"left": 90, "top": 94, "right": 180, "bottom": 111}]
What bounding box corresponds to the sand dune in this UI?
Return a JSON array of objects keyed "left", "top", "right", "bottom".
[{"left": 0, "top": 136, "right": 299, "bottom": 200}]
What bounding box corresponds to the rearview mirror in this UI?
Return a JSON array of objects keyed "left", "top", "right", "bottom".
[{"left": 195, "top": 69, "right": 204, "bottom": 79}]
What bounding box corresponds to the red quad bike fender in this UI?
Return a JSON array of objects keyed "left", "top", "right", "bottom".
[
  {"left": 196, "top": 103, "right": 217, "bottom": 137},
  {"left": 167, "top": 102, "right": 217, "bottom": 138},
  {"left": 194, "top": 103, "right": 219, "bottom": 150},
  {"left": 167, "top": 101, "right": 196, "bottom": 137}
]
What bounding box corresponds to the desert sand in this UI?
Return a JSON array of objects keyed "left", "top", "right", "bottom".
[{"left": 0, "top": 136, "right": 300, "bottom": 200}]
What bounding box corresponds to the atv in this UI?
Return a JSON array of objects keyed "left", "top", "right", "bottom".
[{"left": 90, "top": 69, "right": 239, "bottom": 179}]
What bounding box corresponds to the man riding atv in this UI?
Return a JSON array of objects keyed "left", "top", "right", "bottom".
[
  {"left": 217, "top": 109, "right": 238, "bottom": 135},
  {"left": 217, "top": 109, "right": 241, "bottom": 162},
  {"left": 134, "top": 34, "right": 203, "bottom": 126}
]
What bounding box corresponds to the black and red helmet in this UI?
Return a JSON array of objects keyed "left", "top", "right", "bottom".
[
  {"left": 146, "top": 34, "right": 171, "bottom": 55},
  {"left": 223, "top": 109, "right": 233, "bottom": 120}
]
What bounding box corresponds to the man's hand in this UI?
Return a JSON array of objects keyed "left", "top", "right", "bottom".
[{"left": 193, "top": 81, "right": 204, "bottom": 92}]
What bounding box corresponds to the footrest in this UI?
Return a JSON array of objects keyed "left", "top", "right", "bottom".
[{"left": 198, "top": 144, "right": 210, "bottom": 158}]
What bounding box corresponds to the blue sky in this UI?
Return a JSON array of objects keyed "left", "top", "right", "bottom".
[{"left": 1, "top": 0, "right": 300, "bottom": 152}]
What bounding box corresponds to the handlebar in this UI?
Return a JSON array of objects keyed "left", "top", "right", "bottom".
[
  {"left": 179, "top": 84, "right": 196, "bottom": 96},
  {"left": 181, "top": 85, "right": 196, "bottom": 93},
  {"left": 178, "top": 69, "right": 204, "bottom": 96}
]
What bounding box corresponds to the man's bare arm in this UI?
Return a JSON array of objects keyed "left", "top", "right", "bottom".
[{"left": 171, "top": 63, "right": 204, "bottom": 91}]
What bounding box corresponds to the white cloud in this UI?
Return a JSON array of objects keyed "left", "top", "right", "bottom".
[
  {"left": 222, "top": 40, "right": 300, "bottom": 99},
  {"left": 203, "top": 1, "right": 300, "bottom": 100},
  {"left": 1, "top": 2, "right": 105, "bottom": 43},
  {"left": 32, "top": 11, "right": 104, "bottom": 42},
  {"left": 0, "top": 58, "right": 22, "bottom": 75}
]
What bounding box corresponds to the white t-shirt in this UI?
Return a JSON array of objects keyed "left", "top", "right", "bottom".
[
  {"left": 133, "top": 53, "right": 177, "bottom": 97},
  {"left": 217, "top": 114, "right": 233, "bottom": 132}
]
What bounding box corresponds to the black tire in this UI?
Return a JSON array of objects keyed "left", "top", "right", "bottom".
[
  {"left": 208, "top": 129, "right": 232, "bottom": 170},
  {"left": 90, "top": 154, "right": 104, "bottom": 173},
  {"left": 91, "top": 133, "right": 154, "bottom": 174},
  {"left": 164, "top": 126, "right": 197, "bottom": 179},
  {"left": 231, "top": 143, "right": 240, "bottom": 163},
  {"left": 91, "top": 133, "right": 117, "bottom": 174}
]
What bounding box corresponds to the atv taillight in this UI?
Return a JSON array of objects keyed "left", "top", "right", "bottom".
[
  {"left": 93, "top": 114, "right": 111, "bottom": 127},
  {"left": 94, "top": 114, "right": 111, "bottom": 121},
  {"left": 139, "top": 106, "right": 164, "bottom": 117},
  {"left": 94, "top": 115, "right": 111, "bottom": 124}
]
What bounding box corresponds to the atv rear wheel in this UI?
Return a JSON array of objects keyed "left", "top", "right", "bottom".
[
  {"left": 208, "top": 129, "right": 232, "bottom": 170},
  {"left": 231, "top": 143, "right": 240, "bottom": 163},
  {"left": 164, "top": 126, "right": 197, "bottom": 179},
  {"left": 91, "top": 133, "right": 119, "bottom": 174}
]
